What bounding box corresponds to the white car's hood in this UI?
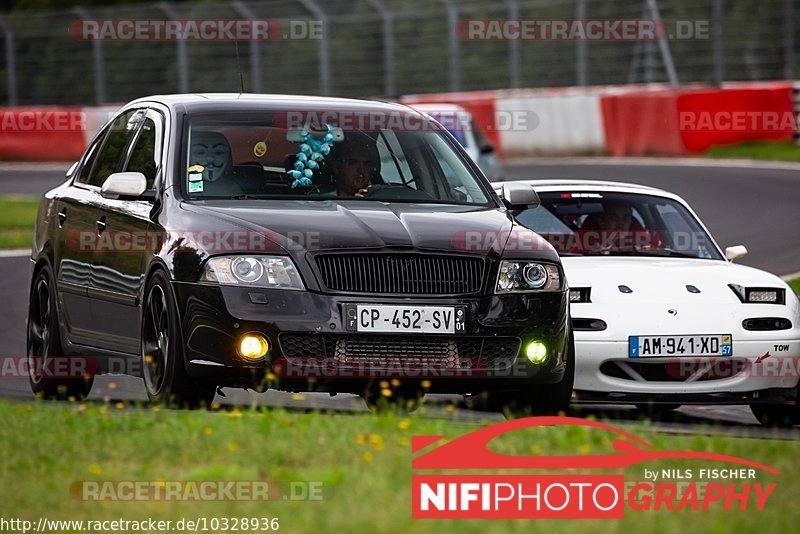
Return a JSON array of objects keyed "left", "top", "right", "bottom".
[{"left": 562, "top": 256, "right": 797, "bottom": 337}]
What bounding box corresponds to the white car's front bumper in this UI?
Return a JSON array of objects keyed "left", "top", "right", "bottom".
[{"left": 573, "top": 336, "right": 800, "bottom": 403}]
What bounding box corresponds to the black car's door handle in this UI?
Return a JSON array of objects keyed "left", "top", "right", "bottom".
[
  {"left": 96, "top": 216, "right": 107, "bottom": 234},
  {"left": 57, "top": 208, "right": 67, "bottom": 228}
]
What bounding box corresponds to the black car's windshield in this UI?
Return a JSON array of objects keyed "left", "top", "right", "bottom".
[
  {"left": 513, "top": 191, "right": 724, "bottom": 260},
  {"left": 183, "top": 111, "right": 491, "bottom": 206}
]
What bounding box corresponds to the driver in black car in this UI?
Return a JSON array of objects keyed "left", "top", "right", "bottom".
[{"left": 329, "top": 137, "right": 379, "bottom": 197}]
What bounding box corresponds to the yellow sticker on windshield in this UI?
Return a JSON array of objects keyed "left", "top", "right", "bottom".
[
  {"left": 188, "top": 164, "right": 205, "bottom": 173},
  {"left": 253, "top": 141, "right": 267, "bottom": 158}
]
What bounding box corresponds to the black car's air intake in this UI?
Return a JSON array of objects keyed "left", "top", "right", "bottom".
[{"left": 314, "top": 253, "right": 485, "bottom": 295}]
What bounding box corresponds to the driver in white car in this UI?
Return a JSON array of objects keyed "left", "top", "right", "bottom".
[{"left": 577, "top": 200, "right": 656, "bottom": 253}]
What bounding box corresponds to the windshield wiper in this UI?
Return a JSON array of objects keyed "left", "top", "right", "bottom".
[
  {"left": 636, "top": 248, "right": 699, "bottom": 259},
  {"left": 228, "top": 194, "right": 268, "bottom": 200}
]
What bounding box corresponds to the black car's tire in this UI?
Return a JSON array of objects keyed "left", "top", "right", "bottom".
[
  {"left": 141, "top": 270, "right": 216, "bottom": 408},
  {"left": 482, "top": 331, "right": 575, "bottom": 418},
  {"left": 750, "top": 404, "right": 799, "bottom": 427},
  {"left": 27, "top": 265, "right": 94, "bottom": 400}
]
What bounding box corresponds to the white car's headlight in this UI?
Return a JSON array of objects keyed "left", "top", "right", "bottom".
[
  {"left": 199, "top": 256, "right": 305, "bottom": 290},
  {"left": 729, "top": 284, "right": 786, "bottom": 305},
  {"left": 496, "top": 261, "right": 563, "bottom": 293}
]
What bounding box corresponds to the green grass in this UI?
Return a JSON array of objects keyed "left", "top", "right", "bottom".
[
  {"left": 705, "top": 141, "right": 800, "bottom": 162},
  {"left": 0, "top": 196, "right": 38, "bottom": 249},
  {"left": 1, "top": 399, "right": 798, "bottom": 532},
  {"left": 788, "top": 278, "right": 800, "bottom": 295}
]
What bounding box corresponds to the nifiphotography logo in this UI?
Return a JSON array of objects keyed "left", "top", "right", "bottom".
[{"left": 411, "top": 417, "right": 779, "bottom": 519}]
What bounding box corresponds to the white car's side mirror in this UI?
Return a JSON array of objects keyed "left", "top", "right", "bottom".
[
  {"left": 501, "top": 183, "right": 541, "bottom": 209},
  {"left": 725, "top": 245, "right": 748, "bottom": 262},
  {"left": 101, "top": 172, "right": 147, "bottom": 200}
]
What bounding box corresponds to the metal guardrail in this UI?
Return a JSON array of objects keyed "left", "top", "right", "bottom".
[{"left": 0, "top": 0, "right": 796, "bottom": 105}]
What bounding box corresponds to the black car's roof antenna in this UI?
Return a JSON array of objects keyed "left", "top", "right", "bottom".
[{"left": 234, "top": 40, "right": 245, "bottom": 95}]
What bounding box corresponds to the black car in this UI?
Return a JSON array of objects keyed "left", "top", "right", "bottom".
[{"left": 27, "top": 94, "right": 572, "bottom": 412}]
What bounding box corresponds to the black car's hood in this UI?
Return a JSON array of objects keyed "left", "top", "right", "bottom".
[{"left": 180, "top": 199, "right": 535, "bottom": 256}]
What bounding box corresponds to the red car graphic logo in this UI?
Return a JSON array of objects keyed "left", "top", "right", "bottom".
[{"left": 412, "top": 416, "right": 780, "bottom": 473}]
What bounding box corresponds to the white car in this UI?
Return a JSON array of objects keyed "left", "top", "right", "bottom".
[{"left": 494, "top": 179, "right": 800, "bottom": 426}]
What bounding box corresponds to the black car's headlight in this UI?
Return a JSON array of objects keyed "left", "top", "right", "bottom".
[
  {"left": 728, "top": 284, "right": 786, "bottom": 305},
  {"left": 495, "top": 261, "right": 563, "bottom": 293},
  {"left": 199, "top": 256, "right": 305, "bottom": 290}
]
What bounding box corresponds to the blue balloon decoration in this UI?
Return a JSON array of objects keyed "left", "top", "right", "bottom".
[{"left": 289, "top": 124, "right": 337, "bottom": 189}]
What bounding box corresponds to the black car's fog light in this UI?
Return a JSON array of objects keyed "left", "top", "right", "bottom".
[
  {"left": 525, "top": 340, "right": 548, "bottom": 364},
  {"left": 238, "top": 333, "right": 270, "bottom": 361}
]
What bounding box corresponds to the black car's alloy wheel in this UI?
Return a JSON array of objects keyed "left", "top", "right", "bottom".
[
  {"left": 141, "top": 270, "right": 216, "bottom": 408},
  {"left": 27, "top": 266, "right": 93, "bottom": 400},
  {"left": 142, "top": 284, "right": 169, "bottom": 395}
]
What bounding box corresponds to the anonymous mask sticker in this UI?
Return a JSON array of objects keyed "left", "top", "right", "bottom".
[{"left": 190, "top": 132, "right": 231, "bottom": 182}]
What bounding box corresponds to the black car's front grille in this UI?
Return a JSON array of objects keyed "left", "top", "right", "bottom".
[
  {"left": 278, "top": 334, "right": 520, "bottom": 370},
  {"left": 314, "top": 254, "right": 485, "bottom": 295}
]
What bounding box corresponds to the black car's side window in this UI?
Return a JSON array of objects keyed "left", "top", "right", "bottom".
[
  {"left": 77, "top": 125, "right": 110, "bottom": 184},
  {"left": 125, "top": 116, "right": 158, "bottom": 189},
  {"left": 86, "top": 110, "right": 144, "bottom": 188}
]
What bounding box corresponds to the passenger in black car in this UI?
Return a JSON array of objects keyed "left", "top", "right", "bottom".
[{"left": 188, "top": 131, "right": 243, "bottom": 196}]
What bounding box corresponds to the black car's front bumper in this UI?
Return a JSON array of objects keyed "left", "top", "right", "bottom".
[{"left": 172, "top": 282, "right": 569, "bottom": 394}]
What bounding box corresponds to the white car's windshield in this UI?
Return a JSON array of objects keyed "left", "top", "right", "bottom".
[
  {"left": 183, "top": 112, "right": 491, "bottom": 206},
  {"left": 513, "top": 191, "right": 724, "bottom": 260}
]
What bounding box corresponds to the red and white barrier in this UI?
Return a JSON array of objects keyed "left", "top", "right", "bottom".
[
  {"left": 497, "top": 92, "right": 605, "bottom": 157},
  {"left": 0, "top": 84, "right": 796, "bottom": 162},
  {"left": 0, "top": 105, "right": 119, "bottom": 162},
  {"left": 403, "top": 81, "right": 797, "bottom": 159}
]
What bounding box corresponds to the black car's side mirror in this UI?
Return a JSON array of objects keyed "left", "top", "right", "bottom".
[
  {"left": 66, "top": 161, "right": 79, "bottom": 179},
  {"left": 501, "top": 183, "right": 540, "bottom": 209}
]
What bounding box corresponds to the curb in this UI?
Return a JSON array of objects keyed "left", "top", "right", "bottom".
[{"left": 505, "top": 156, "right": 800, "bottom": 172}]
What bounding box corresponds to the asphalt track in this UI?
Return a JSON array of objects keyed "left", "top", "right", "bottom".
[{"left": 1, "top": 159, "right": 798, "bottom": 437}]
